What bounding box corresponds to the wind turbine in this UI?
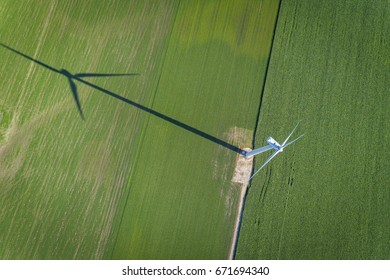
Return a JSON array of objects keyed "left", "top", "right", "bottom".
[{"left": 245, "top": 122, "right": 304, "bottom": 180}]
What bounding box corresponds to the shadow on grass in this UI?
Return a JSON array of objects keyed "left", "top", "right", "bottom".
[{"left": 0, "top": 43, "right": 245, "bottom": 155}]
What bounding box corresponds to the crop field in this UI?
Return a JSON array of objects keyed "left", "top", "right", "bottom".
[
  {"left": 0, "top": 0, "right": 179, "bottom": 259},
  {"left": 0, "top": 0, "right": 280, "bottom": 259},
  {"left": 1, "top": 0, "right": 388, "bottom": 261},
  {"left": 236, "top": 0, "right": 390, "bottom": 259},
  {"left": 111, "top": 0, "right": 281, "bottom": 259}
]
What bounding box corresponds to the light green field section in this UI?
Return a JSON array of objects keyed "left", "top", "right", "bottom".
[
  {"left": 237, "top": 0, "right": 390, "bottom": 259},
  {"left": 0, "top": 0, "right": 177, "bottom": 259},
  {"left": 112, "top": 0, "right": 280, "bottom": 259}
]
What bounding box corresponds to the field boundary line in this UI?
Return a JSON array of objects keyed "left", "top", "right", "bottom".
[
  {"left": 228, "top": 182, "right": 249, "bottom": 260},
  {"left": 232, "top": 0, "right": 283, "bottom": 260},
  {"left": 250, "top": 0, "right": 282, "bottom": 151}
]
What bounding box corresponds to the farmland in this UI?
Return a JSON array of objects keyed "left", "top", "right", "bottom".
[
  {"left": 1, "top": 0, "right": 388, "bottom": 260},
  {"left": 0, "top": 0, "right": 180, "bottom": 259},
  {"left": 0, "top": 0, "right": 280, "bottom": 259},
  {"left": 110, "top": 0, "right": 280, "bottom": 259},
  {"left": 236, "top": 0, "right": 390, "bottom": 259}
]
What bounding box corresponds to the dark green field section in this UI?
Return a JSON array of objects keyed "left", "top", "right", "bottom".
[
  {"left": 236, "top": 0, "right": 390, "bottom": 259},
  {"left": 0, "top": 0, "right": 280, "bottom": 259}
]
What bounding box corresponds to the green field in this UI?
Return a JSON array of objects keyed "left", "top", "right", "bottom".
[
  {"left": 0, "top": 0, "right": 178, "bottom": 259},
  {"left": 1, "top": 0, "right": 388, "bottom": 260},
  {"left": 0, "top": 0, "right": 280, "bottom": 259},
  {"left": 236, "top": 0, "right": 390, "bottom": 259},
  {"left": 111, "top": 0, "right": 280, "bottom": 259}
]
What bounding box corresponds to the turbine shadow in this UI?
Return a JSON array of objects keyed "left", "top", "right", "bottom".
[{"left": 1, "top": 43, "right": 245, "bottom": 155}]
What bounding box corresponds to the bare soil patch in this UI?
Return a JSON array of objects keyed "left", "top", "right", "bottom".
[{"left": 232, "top": 148, "right": 253, "bottom": 185}]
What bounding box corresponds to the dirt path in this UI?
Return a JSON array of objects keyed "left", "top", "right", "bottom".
[{"left": 228, "top": 149, "right": 253, "bottom": 259}]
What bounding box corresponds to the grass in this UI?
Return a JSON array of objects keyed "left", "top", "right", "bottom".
[
  {"left": 236, "top": 0, "right": 390, "bottom": 259},
  {"left": 111, "top": 0, "right": 280, "bottom": 259},
  {"left": 0, "top": 0, "right": 280, "bottom": 259},
  {"left": 0, "top": 106, "right": 12, "bottom": 143},
  {"left": 0, "top": 0, "right": 178, "bottom": 259}
]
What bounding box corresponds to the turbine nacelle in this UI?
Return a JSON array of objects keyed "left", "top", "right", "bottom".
[
  {"left": 246, "top": 122, "right": 304, "bottom": 180},
  {"left": 266, "top": 136, "right": 283, "bottom": 152}
]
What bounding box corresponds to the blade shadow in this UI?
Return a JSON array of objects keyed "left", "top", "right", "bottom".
[
  {"left": 61, "top": 70, "right": 85, "bottom": 120},
  {"left": 75, "top": 73, "right": 139, "bottom": 78},
  {"left": 1, "top": 43, "right": 245, "bottom": 155}
]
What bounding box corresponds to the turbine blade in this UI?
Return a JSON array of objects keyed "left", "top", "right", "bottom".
[
  {"left": 245, "top": 145, "right": 273, "bottom": 158},
  {"left": 249, "top": 150, "right": 280, "bottom": 180},
  {"left": 74, "top": 73, "right": 138, "bottom": 78},
  {"left": 67, "top": 78, "right": 84, "bottom": 120},
  {"left": 284, "top": 134, "right": 304, "bottom": 148},
  {"left": 282, "top": 121, "right": 301, "bottom": 146}
]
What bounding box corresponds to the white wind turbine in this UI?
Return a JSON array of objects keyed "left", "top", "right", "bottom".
[{"left": 245, "top": 122, "right": 304, "bottom": 180}]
